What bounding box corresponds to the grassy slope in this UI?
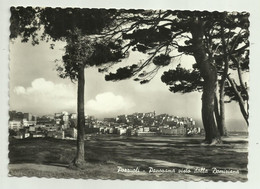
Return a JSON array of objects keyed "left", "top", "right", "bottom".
[{"left": 8, "top": 136, "right": 248, "bottom": 181}]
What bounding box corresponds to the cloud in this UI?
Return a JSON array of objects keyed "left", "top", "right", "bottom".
[
  {"left": 12, "top": 78, "right": 76, "bottom": 114},
  {"left": 14, "top": 78, "right": 75, "bottom": 98},
  {"left": 12, "top": 79, "right": 135, "bottom": 116},
  {"left": 86, "top": 92, "right": 135, "bottom": 113},
  {"left": 13, "top": 86, "right": 26, "bottom": 94}
]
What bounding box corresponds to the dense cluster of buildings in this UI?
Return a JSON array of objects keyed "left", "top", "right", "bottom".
[
  {"left": 8, "top": 110, "right": 202, "bottom": 140},
  {"left": 9, "top": 110, "right": 78, "bottom": 140},
  {"left": 99, "top": 112, "right": 201, "bottom": 136}
]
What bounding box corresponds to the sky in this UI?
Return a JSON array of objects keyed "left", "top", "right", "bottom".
[{"left": 9, "top": 36, "right": 248, "bottom": 131}]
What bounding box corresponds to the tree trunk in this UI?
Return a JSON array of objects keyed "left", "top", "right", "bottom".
[
  {"left": 214, "top": 94, "right": 222, "bottom": 135},
  {"left": 230, "top": 55, "right": 249, "bottom": 120},
  {"left": 201, "top": 72, "right": 220, "bottom": 143},
  {"left": 191, "top": 19, "right": 221, "bottom": 144},
  {"left": 218, "top": 87, "right": 227, "bottom": 136},
  {"left": 227, "top": 75, "right": 249, "bottom": 125},
  {"left": 230, "top": 55, "right": 248, "bottom": 94},
  {"left": 218, "top": 24, "right": 229, "bottom": 136},
  {"left": 73, "top": 64, "right": 86, "bottom": 167}
]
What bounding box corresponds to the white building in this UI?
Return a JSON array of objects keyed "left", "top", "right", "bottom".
[
  {"left": 117, "top": 128, "right": 127, "bottom": 135},
  {"left": 9, "top": 121, "right": 22, "bottom": 130},
  {"left": 22, "top": 120, "right": 37, "bottom": 127},
  {"left": 24, "top": 133, "right": 30, "bottom": 138}
]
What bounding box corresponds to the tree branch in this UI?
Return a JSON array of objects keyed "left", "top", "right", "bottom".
[{"left": 227, "top": 75, "right": 249, "bottom": 125}]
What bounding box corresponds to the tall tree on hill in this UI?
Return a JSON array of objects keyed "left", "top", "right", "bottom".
[
  {"left": 103, "top": 10, "right": 249, "bottom": 143},
  {"left": 10, "top": 7, "right": 123, "bottom": 167},
  {"left": 160, "top": 13, "right": 249, "bottom": 135}
]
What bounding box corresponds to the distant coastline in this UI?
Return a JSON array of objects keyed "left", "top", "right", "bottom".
[{"left": 193, "top": 118, "right": 248, "bottom": 132}]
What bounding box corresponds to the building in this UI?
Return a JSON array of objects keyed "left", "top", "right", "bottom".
[
  {"left": 150, "top": 126, "right": 159, "bottom": 132},
  {"left": 85, "top": 115, "right": 96, "bottom": 128},
  {"left": 160, "top": 125, "right": 186, "bottom": 135},
  {"left": 117, "top": 128, "right": 127, "bottom": 135},
  {"left": 24, "top": 133, "right": 30, "bottom": 138},
  {"left": 37, "top": 116, "right": 54, "bottom": 125},
  {"left": 144, "top": 111, "right": 156, "bottom": 118},
  {"left": 126, "top": 128, "right": 136, "bottom": 136},
  {"left": 65, "top": 128, "right": 77, "bottom": 138},
  {"left": 143, "top": 127, "right": 150, "bottom": 132},
  {"left": 108, "top": 127, "right": 116, "bottom": 134},
  {"left": 45, "top": 125, "right": 58, "bottom": 132},
  {"left": 32, "top": 133, "right": 45, "bottom": 138},
  {"left": 22, "top": 120, "right": 37, "bottom": 127},
  {"left": 29, "top": 126, "right": 36, "bottom": 132},
  {"left": 62, "top": 113, "right": 69, "bottom": 127},
  {"left": 55, "top": 118, "right": 62, "bottom": 125},
  {"left": 137, "top": 127, "right": 144, "bottom": 132},
  {"left": 9, "top": 120, "right": 22, "bottom": 130},
  {"left": 54, "top": 112, "right": 64, "bottom": 125}
]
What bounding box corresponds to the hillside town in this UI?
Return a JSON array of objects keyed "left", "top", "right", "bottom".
[{"left": 9, "top": 110, "right": 203, "bottom": 140}]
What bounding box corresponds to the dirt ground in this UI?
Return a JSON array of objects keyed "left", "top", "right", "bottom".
[{"left": 8, "top": 135, "right": 248, "bottom": 181}]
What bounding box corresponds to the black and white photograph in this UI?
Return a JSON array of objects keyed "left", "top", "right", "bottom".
[
  {"left": 1, "top": 0, "right": 260, "bottom": 188},
  {"left": 8, "top": 7, "right": 249, "bottom": 182}
]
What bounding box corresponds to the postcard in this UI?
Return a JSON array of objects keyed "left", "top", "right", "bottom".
[{"left": 1, "top": 1, "right": 260, "bottom": 189}]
